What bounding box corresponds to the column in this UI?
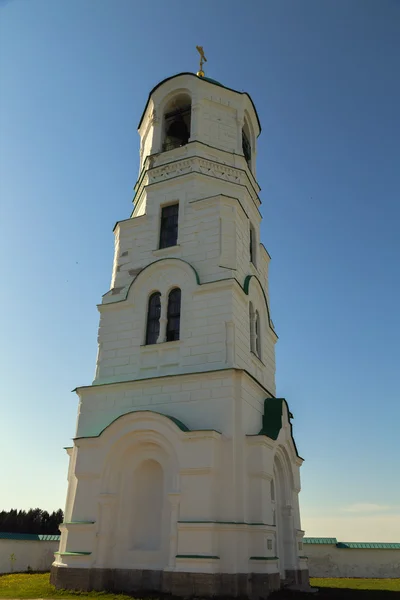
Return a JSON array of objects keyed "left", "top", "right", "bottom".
[{"left": 167, "top": 493, "right": 180, "bottom": 568}]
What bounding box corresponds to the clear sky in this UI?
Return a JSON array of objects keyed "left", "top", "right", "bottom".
[{"left": 1, "top": 0, "right": 399, "bottom": 542}]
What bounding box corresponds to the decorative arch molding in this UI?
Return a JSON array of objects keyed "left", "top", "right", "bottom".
[
  {"left": 74, "top": 409, "right": 191, "bottom": 441},
  {"left": 157, "top": 87, "right": 192, "bottom": 119},
  {"left": 243, "top": 274, "right": 277, "bottom": 337},
  {"left": 102, "top": 258, "right": 200, "bottom": 306},
  {"left": 273, "top": 444, "right": 295, "bottom": 494}
]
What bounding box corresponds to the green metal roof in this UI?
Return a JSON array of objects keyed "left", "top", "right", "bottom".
[
  {"left": 304, "top": 537, "right": 338, "bottom": 545},
  {"left": 0, "top": 532, "right": 60, "bottom": 541},
  {"left": 199, "top": 75, "right": 223, "bottom": 87},
  {"left": 337, "top": 542, "right": 400, "bottom": 550},
  {"left": 303, "top": 537, "right": 400, "bottom": 549}
]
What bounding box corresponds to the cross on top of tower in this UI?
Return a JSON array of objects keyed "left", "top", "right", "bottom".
[{"left": 196, "top": 45, "right": 207, "bottom": 77}]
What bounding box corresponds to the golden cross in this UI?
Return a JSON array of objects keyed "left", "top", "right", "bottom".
[{"left": 196, "top": 46, "right": 207, "bottom": 77}]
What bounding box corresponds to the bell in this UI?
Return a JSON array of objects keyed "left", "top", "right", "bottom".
[{"left": 166, "top": 119, "right": 189, "bottom": 146}]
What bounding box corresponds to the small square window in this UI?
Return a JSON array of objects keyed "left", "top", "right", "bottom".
[{"left": 159, "top": 204, "right": 179, "bottom": 249}]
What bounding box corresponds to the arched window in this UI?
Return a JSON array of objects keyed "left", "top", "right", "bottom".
[
  {"left": 166, "top": 288, "right": 181, "bottom": 341},
  {"left": 271, "top": 479, "right": 275, "bottom": 503},
  {"left": 250, "top": 303, "right": 261, "bottom": 358},
  {"left": 249, "top": 301, "right": 254, "bottom": 352},
  {"left": 145, "top": 292, "right": 161, "bottom": 345},
  {"left": 162, "top": 94, "right": 191, "bottom": 152},
  {"left": 249, "top": 224, "right": 256, "bottom": 265},
  {"left": 255, "top": 310, "right": 261, "bottom": 358},
  {"left": 242, "top": 120, "right": 252, "bottom": 168}
]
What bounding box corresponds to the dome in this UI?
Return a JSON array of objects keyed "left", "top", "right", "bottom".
[{"left": 198, "top": 75, "right": 224, "bottom": 87}]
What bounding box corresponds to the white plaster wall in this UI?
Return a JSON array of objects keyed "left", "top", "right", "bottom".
[
  {"left": 58, "top": 402, "right": 304, "bottom": 576},
  {"left": 111, "top": 168, "right": 263, "bottom": 293},
  {"left": 0, "top": 539, "right": 59, "bottom": 573},
  {"left": 306, "top": 543, "right": 400, "bottom": 578}
]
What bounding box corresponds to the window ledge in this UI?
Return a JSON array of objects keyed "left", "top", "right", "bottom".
[
  {"left": 141, "top": 340, "right": 180, "bottom": 351},
  {"left": 251, "top": 350, "right": 265, "bottom": 367},
  {"left": 153, "top": 245, "right": 180, "bottom": 257}
]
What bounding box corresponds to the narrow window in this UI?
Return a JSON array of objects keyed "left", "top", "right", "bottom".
[
  {"left": 166, "top": 288, "right": 181, "bottom": 342},
  {"left": 249, "top": 302, "right": 254, "bottom": 352},
  {"left": 242, "top": 126, "right": 252, "bottom": 168},
  {"left": 145, "top": 292, "right": 161, "bottom": 345},
  {"left": 271, "top": 479, "right": 275, "bottom": 503},
  {"left": 249, "top": 224, "right": 255, "bottom": 265},
  {"left": 255, "top": 310, "right": 261, "bottom": 358},
  {"left": 159, "top": 203, "right": 179, "bottom": 249}
]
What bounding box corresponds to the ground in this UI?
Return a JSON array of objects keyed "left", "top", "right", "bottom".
[{"left": 0, "top": 573, "right": 400, "bottom": 599}]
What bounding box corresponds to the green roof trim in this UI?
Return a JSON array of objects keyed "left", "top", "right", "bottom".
[
  {"left": 199, "top": 76, "right": 224, "bottom": 87},
  {"left": 243, "top": 274, "right": 277, "bottom": 336},
  {"left": 102, "top": 258, "right": 200, "bottom": 304},
  {"left": 250, "top": 556, "right": 279, "bottom": 561},
  {"left": 55, "top": 551, "right": 91, "bottom": 556},
  {"left": 259, "top": 397, "right": 283, "bottom": 440},
  {"left": 74, "top": 364, "right": 275, "bottom": 398},
  {"left": 176, "top": 554, "right": 220, "bottom": 559},
  {"left": 304, "top": 538, "right": 337, "bottom": 545},
  {"left": 73, "top": 409, "right": 222, "bottom": 440},
  {"left": 303, "top": 538, "right": 400, "bottom": 549},
  {"left": 256, "top": 397, "right": 302, "bottom": 459},
  {"left": 0, "top": 532, "right": 60, "bottom": 541},
  {"left": 75, "top": 410, "right": 190, "bottom": 439},
  {"left": 336, "top": 542, "right": 400, "bottom": 550},
  {"left": 61, "top": 521, "right": 95, "bottom": 525}
]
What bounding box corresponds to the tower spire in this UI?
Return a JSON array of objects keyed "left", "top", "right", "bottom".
[{"left": 196, "top": 45, "right": 207, "bottom": 77}]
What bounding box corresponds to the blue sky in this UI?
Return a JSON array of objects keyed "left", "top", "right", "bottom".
[{"left": 1, "top": 0, "right": 399, "bottom": 541}]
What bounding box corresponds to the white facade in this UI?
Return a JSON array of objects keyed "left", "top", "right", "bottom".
[{"left": 53, "top": 72, "right": 307, "bottom": 595}]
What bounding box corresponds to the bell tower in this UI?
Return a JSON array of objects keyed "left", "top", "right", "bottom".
[{"left": 52, "top": 61, "right": 308, "bottom": 598}]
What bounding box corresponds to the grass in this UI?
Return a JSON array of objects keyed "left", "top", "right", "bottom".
[
  {"left": 0, "top": 572, "right": 133, "bottom": 599},
  {"left": 311, "top": 577, "right": 400, "bottom": 591},
  {"left": 273, "top": 578, "right": 400, "bottom": 598},
  {"left": 1, "top": 573, "right": 400, "bottom": 599}
]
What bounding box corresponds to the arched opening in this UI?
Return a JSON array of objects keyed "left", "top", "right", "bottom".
[
  {"left": 255, "top": 310, "right": 261, "bottom": 358},
  {"left": 249, "top": 223, "right": 256, "bottom": 265},
  {"left": 132, "top": 459, "right": 164, "bottom": 550},
  {"left": 162, "top": 94, "right": 191, "bottom": 152},
  {"left": 145, "top": 292, "right": 161, "bottom": 345},
  {"left": 242, "top": 120, "right": 252, "bottom": 169},
  {"left": 249, "top": 301, "right": 255, "bottom": 353},
  {"left": 166, "top": 288, "right": 181, "bottom": 341}
]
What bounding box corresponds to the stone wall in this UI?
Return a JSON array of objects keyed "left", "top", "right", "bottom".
[
  {"left": 305, "top": 538, "right": 400, "bottom": 578},
  {"left": 0, "top": 537, "right": 59, "bottom": 573}
]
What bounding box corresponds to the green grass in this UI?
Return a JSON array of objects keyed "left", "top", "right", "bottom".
[
  {"left": 1, "top": 573, "right": 400, "bottom": 599},
  {"left": 0, "top": 573, "right": 133, "bottom": 599},
  {"left": 272, "top": 578, "right": 400, "bottom": 598},
  {"left": 311, "top": 577, "right": 400, "bottom": 591}
]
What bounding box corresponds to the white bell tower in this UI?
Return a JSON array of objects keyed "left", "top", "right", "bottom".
[{"left": 52, "top": 63, "right": 308, "bottom": 598}]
